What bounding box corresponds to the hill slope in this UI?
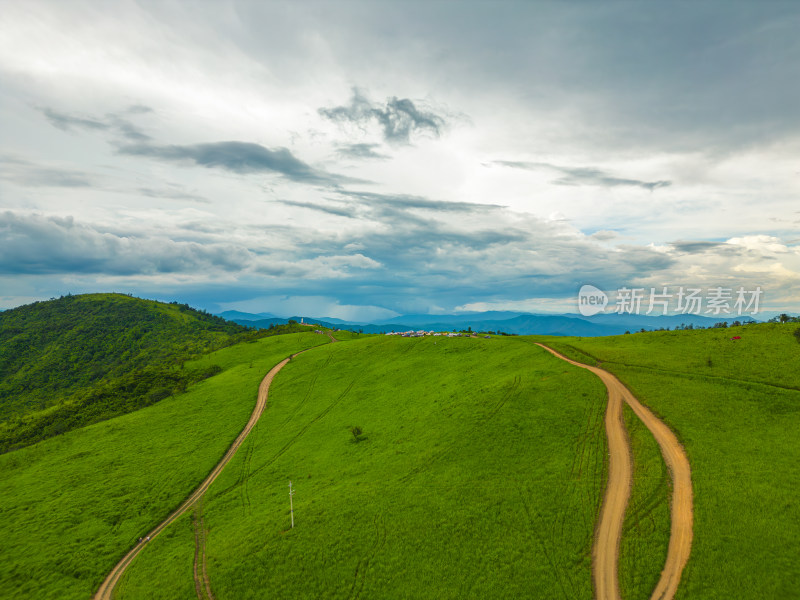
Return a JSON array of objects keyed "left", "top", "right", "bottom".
[
  {"left": 0, "top": 293, "right": 262, "bottom": 452},
  {"left": 0, "top": 332, "right": 330, "bottom": 600},
  {"left": 537, "top": 323, "right": 800, "bottom": 599},
  {"left": 115, "top": 335, "right": 609, "bottom": 599}
]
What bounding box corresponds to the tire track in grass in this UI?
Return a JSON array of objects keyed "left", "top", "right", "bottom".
[
  {"left": 399, "top": 375, "right": 522, "bottom": 484},
  {"left": 536, "top": 344, "right": 693, "bottom": 600},
  {"left": 553, "top": 381, "right": 608, "bottom": 598},
  {"left": 348, "top": 512, "right": 388, "bottom": 600},
  {"left": 277, "top": 353, "right": 332, "bottom": 432},
  {"left": 246, "top": 379, "right": 358, "bottom": 481},
  {"left": 93, "top": 350, "right": 309, "bottom": 600},
  {"left": 619, "top": 403, "right": 671, "bottom": 600},
  {"left": 515, "top": 483, "right": 571, "bottom": 600},
  {"left": 192, "top": 500, "right": 214, "bottom": 600}
]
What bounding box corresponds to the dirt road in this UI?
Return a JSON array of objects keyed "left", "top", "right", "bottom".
[
  {"left": 536, "top": 344, "right": 693, "bottom": 600},
  {"left": 94, "top": 353, "right": 300, "bottom": 600}
]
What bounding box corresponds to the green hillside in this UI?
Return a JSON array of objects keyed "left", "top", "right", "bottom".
[
  {"left": 0, "top": 293, "right": 265, "bottom": 452},
  {"left": 0, "top": 332, "right": 330, "bottom": 600},
  {"left": 3, "top": 308, "right": 799, "bottom": 600},
  {"left": 538, "top": 323, "right": 800, "bottom": 599},
  {"left": 116, "top": 335, "right": 609, "bottom": 599}
]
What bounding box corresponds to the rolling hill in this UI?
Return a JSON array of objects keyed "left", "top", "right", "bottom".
[
  {"left": 1, "top": 296, "right": 798, "bottom": 600},
  {"left": 0, "top": 293, "right": 263, "bottom": 452}
]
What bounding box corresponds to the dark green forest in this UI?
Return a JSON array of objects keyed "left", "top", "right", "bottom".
[{"left": 0, "top": 293, "right": 278, "bottom": 452}]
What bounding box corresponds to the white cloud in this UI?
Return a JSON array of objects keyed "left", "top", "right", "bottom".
[{"left": 1, "top": 1, "right": 799, "bottom": 316}]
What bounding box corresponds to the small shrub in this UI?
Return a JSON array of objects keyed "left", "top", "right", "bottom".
[{"left": 349, "top": 425, "right": 364, "bottom": 443}]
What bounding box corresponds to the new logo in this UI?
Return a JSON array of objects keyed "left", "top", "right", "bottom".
[{"left": 578, "top": 284, "right": 608, "bottom": 316}]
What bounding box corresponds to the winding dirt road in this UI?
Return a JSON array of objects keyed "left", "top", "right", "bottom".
[
  {"left": 536, "top": 344, "right": 693, "bottom": 600},
  {"left": 94, "top": 353, "right": 301, "bottom": 600}
]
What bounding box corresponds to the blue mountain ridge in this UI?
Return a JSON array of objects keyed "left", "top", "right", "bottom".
[{"left": 218, "top": 310, "right": 756, "bottom": 337}]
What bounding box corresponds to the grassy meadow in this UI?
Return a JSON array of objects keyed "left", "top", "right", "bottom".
[
  {"left": 5, "top": 312, "right": 797, "bottom": 600},
  {"left": 0, "top": 332, "right": 329, "bottom": 600},
  {"left": 538, "top": 323, "right": 800, "bottom": 599},
  {"left": 117, "top": 335, "right": 610, "bottom": 599}
]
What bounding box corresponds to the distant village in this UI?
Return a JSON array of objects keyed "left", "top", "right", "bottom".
[
  {"left": 384, "top": 330, "right": 491, "bottom": 338},
  {"left": 300, "top": 318, "right": 496, "bottom": 338},
  {"left": 310, "top": 328, "right": 490, "bottom": 338}
]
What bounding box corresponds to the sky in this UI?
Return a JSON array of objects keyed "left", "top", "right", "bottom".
[{"left": 1, "top": 0, "right": 799, "bottom": 320}]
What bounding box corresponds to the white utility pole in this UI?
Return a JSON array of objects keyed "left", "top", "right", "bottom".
[{"left": 288, "top": 481, "right": 295, "bottom": 528}]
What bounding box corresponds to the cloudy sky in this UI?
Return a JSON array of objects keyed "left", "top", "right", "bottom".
[{"left": 2, "top": 1, "right": 799, "bottom": 319}]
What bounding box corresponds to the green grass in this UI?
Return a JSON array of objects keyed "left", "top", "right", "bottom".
[
  {"left": 118, "top": 335, "right": 610, "bottom": 599},
  {"left": 536, "top": 323, "right": 800, "bottom": 599},
  {"left": 618, "top": 403, "right": 670, "bottom": 600},
  {"left": 114, "top": 512, "right": 198, "bottom": 600},
  {"left": 540, "top": 322, "right": 800, "bottom": 389},
  {"left": 612, "top": 367, "right": 800, "bottom": 600},
  {"left": 9, "top": 319, "right": 795, "bottom": 598},
  {"left": 0, "top": 332, "right": 329, "bottom": 600}
]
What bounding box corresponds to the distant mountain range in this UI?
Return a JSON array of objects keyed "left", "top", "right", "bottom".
[{"left": 216, "top": 310, "right": 757, "bottom": 337}]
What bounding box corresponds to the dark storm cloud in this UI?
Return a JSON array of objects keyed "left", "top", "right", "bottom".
[
  {"left": 493, "top": 161, "right": 671, "bottom": 191},
  {"left": 118, "top": 141, "right": 353, "bottom": 186},
  {"left": 320, "top": 89, "right": 446, "bottom": 144},
  {"left": 336, "top": 143, "right": 389, "bottom": 160}
]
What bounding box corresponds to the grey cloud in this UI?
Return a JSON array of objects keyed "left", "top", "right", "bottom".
[
  {"left": 320, "top": 89, "right": 446, "bottom": 144},
  {"left": 109, "top": 116, "right": 151, "bottom": 142},
  {"left": 0, "top": 156, "right": 93, "bottom": 188},
  {"left": 0, "top": 211, "right": 250, "bottom": 276},
  {"left": 40, "top": 107, "right": 150, "bottom": 141},
  {"left": 277, "top": 191, "right": 503, "bottom": 226},
  {"left": 337, "top": 143, "right": 389, "bottom": 160},
  {"left": 278, "top": 200, "right": 354, "bottom": 219},
  {"left": 126, "top": 104, "right": 154, "bottom": 115},
  {"left": 26, "top": 169, "right": 91, "bottom": 188},
  {"left": 312, "top": 4, "right": 800, "bottom": 153},
  {"left": 616, "top": 245, "right": 676, "bottom": 271},
  {"left": 276, "top": 220, "right": 660, "bottom": 307},
  {"left": 137, "top": 187, "right": 209, "bottom": 203},
  {"left": 670, "top": 240, "right": 724, "bottom": 254},
  {"left": 590, "top": 230, "right": 619, "bottom": 241},
  {"left": 118, "top": 141, "right": 352, "bottom": 186},
  {"left": 336, "top": 190, "right": 503, "bottom": 213},
  {"left": 41, "top": 108, "right": 109, "bottom": 132},
  {"left": 493, "top": 161, "right": 671, "bottom": 191}
]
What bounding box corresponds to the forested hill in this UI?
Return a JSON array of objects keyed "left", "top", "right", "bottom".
[{"left": 0, "top": 293, "right": 264, "bottom": 452}]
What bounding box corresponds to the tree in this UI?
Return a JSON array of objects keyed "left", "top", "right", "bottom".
[{"left": 349, "top": 425, "right": 364, "bottom": 443}]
